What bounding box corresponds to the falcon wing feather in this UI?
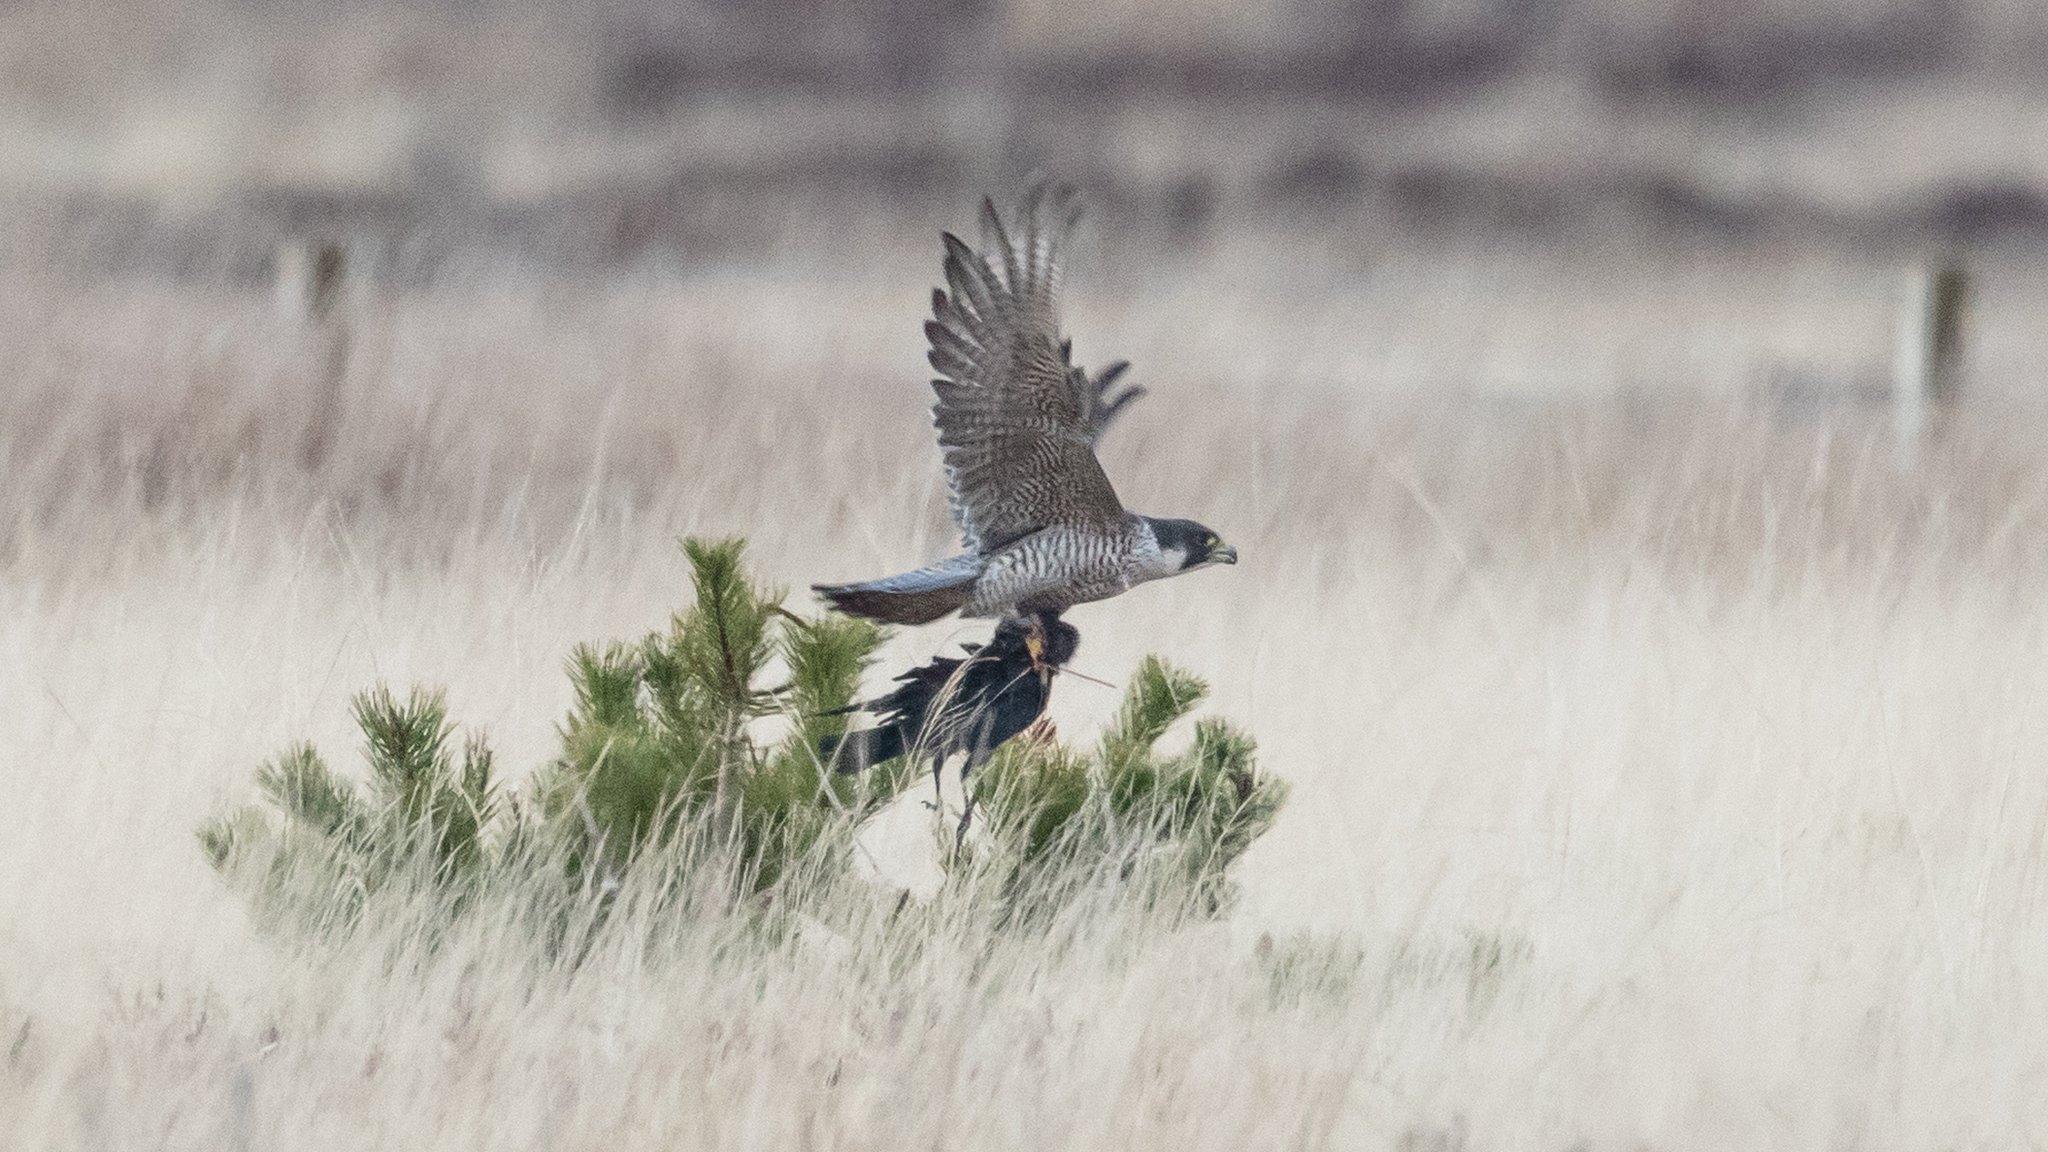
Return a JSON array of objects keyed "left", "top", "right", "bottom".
[{"left": 926, "top": 183, "right": 1125, "bottom": 553}]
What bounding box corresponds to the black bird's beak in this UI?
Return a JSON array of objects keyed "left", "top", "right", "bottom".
[{"left": 1213, "top": 543, "right": 1238, "bottom": 565}]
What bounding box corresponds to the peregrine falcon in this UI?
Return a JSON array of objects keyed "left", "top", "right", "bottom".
[{"left": 814, "top": 184, "right": 1237, "bottom": 625}]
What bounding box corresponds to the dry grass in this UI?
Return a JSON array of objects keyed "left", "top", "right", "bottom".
[{"left": 7, "top": 249, "right": 2048, "bottom": 1150}]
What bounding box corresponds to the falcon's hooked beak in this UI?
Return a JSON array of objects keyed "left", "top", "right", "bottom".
[{"left": 1212, "top": 543, "right": 1238, "bottom": 565}]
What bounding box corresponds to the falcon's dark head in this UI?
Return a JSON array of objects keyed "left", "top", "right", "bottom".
[{"left": 1143, "top": 517, "right": 1239, "bottom": 576}]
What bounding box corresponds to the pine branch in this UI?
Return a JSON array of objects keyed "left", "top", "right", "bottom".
[
  {"left": 779, "top": 611, "right": 886, "bottom": 747},
  {"left": 352, "top": 685, "right": 454, "bottom": 819},
  {"left": 197, "top": 807, "right": 272, "bottom": 872},
  {"left": 567, "top": 643, "right": 645, "bottom": 733},
  {"left": 256, "top": 742, "right": 364, "bottom": 841},
  {"left": 678, "top": 537, "right": 777, "bottom": 721},
  {"left": 1102, "top": 656, "right": 1207, "bottom": 766}
]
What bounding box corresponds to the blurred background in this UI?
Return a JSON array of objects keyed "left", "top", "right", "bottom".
[
  {"left": 9, "top": 0, "right": 2048, "bottom": 397},
  {"left": 16, "top": 10, "right": 2048, "bottom": 1143}
]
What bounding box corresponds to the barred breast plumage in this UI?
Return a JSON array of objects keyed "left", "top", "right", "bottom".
[{"left": 962, "top": 521, "right": 1149, "bottom": 617}]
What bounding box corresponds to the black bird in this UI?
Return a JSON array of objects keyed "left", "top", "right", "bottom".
[{"left": 819, "top": 611, "right": 1079, "bottom": 778}]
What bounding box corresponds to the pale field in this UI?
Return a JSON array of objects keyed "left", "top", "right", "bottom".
[{"left": 7, "top": 249, "right": 2048, "bottom": 1151}]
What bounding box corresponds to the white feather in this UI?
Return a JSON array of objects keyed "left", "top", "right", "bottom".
[{"left": 1129, "top": 519, "right": 1184, "bottom": 579}]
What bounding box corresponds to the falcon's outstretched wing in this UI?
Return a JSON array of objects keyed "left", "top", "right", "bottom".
[
  {"left": 1085, "top": 359, "right": 1145, "bottom": 444},
  {"left": 926, "top": 184, "right": 1125, "bottom": 553}
]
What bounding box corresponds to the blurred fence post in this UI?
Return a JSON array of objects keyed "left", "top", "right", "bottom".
[
  {"left": 275, "top": 239, "right": 352, "bottom": 470},
  {"left": 274, "top": 239, "right": 346, "bottom": 322},
  {"left": 1891, "top": 262, "right": 1968, "bottom": 470}
]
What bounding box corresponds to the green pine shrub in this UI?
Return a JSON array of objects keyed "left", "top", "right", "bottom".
[
  {"left": 528, "top": 539, "right": 917, "bottom": 893},
  {"left": 201, "top": 537, "right": 1286, "bottom": 943},
  {"left": 199, "top": 686, "right": 498, "bottom": 938},
  {"left": 970, "top": 655, "right": 1288, "bottom": 916}
]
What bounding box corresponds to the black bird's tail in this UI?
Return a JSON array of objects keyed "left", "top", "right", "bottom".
[
  {"left": 813, "top": 554, "right": 982, "bottom": 625},
  {"left": 818, "top": 724, "right": 908, "bottom": 775}
]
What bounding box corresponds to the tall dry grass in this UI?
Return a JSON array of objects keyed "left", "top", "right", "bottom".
[{"left": 6, "top": 252, "right": 2048, "bottom": 1149}]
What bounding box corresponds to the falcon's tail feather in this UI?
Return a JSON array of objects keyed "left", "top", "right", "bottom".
[{"left": 813, "top": 554, "right": 982, "bottom": 625}]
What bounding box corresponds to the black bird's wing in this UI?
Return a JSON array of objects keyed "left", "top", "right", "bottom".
[
  {"left": 821, "top": 613, "right": 1076, "bottom": 773},
  {"left": 926, "top": 183, "right": 1126, "bottom": 553}
]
